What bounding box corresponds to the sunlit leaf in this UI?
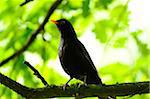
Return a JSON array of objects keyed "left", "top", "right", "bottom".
[
  {"left": 132, "top": 32, "right": 150, "bottom": 56},
  {"left": 113, "top": 37, "right": 127, "bottom": 48},
  {"left": 100, "top": 63, "right": 130, "bottom": 83},
  {"left": 93, "top": 20, "right": 110, "bottom": 43}
]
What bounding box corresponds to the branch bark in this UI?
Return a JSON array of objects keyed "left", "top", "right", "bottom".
[
  {"left": 0, "top": 72, "right": 149, "bottom": 98},
  {"left": 20, "top": 0, "right": 33, "bottom": 6},
  {"left": 0, "top": 0, "right": 63, "bottom": 67}
]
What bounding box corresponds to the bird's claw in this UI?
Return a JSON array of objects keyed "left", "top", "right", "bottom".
[
  {"left": 63, "top": 84, "right": 70, "bottom": 90},
  {"left": 77, "top": 83, "right": 87, "bottom": 88}
]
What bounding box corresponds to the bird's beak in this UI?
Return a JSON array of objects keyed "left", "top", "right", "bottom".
[{"left": 51, "top": 20, "right": 59, "bottom": 25}]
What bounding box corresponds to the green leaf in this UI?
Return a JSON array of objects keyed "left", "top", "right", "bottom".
[
  {"left": 82, "top": 0, "right": 90, "bottom": 17},
  {"left": 93, "top": 20, "right": 110, "bottom": 43},
  {"left": 113, "top": 37, "right": 127, "bottom": 48},
  {"left": 99, "top": 0, "right": 113, "bottom": 9},
  {"left": 132, "top": 32, "right": 150, "bottom": 56},
  {"left": 100, "top": 63, "right": 130, "bottom": 83},
  {"left": 106, "top": 4, "right": 129, "bottom": 34}
]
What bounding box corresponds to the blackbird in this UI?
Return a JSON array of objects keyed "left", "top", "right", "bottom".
[{"left": 51, "top": 19, "right": 115, "bottom": 99}]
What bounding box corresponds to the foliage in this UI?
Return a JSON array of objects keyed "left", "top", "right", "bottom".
[{"left": 0, "top": 0, "right": 149, "bottom": 99}]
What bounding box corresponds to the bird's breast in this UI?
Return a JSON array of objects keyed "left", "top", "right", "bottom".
[{"left": 58, "top": 39, "right": 83, "bottom": 76}]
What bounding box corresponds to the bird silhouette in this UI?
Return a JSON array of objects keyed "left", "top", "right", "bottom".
[{"left": 51, "top": 19, "right": 115, "bottom": 99}]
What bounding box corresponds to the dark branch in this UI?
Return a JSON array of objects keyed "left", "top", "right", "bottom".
[
  {"left": 20, "top": 0, "right": 33, "bottom": 6},
  {"left": 0, "top": 73, "right": 31, "bottom": 97},
  {"left": 0, "top": 0, "right": 63, "bottom": 67},
  {"left": 24, "top": 61, "right": 49, "bottom": 86},
  {"left": 0, "top": 72, "right": 149, "bottom": 98}
]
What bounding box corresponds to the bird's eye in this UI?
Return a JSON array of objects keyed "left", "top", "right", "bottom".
[{"left": 61, "top": 21, "right": 65, "bottom": 24}]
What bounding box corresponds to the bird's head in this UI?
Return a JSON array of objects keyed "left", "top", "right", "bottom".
[{"left": 51, "top": 19, "right": 77, "bottom": 39}]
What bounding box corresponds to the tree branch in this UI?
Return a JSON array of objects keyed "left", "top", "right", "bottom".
[
  {"left": 24, "top": 61, "right": 49, "bottom": 86},
  {"left": 0, "top": 72, "right": 149, "bottom": 98},
  {"left": 0, "top": 73, "right": 32, "bottom": 97},
  {"left": 0, "top": 0, "right": 63, "bottom": 67},
  {"left": 20, "top": 0, "right": 33, "bottom": 6}
]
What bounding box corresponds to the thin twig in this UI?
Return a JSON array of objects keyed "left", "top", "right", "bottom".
[
  {"left": 0, "top": 0, "right": 63, "bottom": 67},
  {"left": 20, "top": 0, "right": 33, "bottom": 6},
  {"left": 24, "top": 61, "right": 49, "bottom": 86}
]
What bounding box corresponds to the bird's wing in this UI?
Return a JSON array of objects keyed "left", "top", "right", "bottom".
[{"left": 75, "top": 39, "right": 98, "bottom": 72}]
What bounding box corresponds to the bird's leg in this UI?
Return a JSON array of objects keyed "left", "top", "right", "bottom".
[
  {"left": 77, "top": 75, "right": 87, "bottom": 89},
  {"left": 83, "top": 75, "right": 87, "bottom": 83},
  {"left": 83, "top": 75, "right": 87, "bottom": 86},
  {"left": 63, "top": 77, "right": 73, "bottom": 90}
]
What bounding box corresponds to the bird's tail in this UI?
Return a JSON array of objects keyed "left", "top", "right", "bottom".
[
  {"left": 86, "top": 74, "right": 116, "bottom": 99},
  {"left": 86, "top": 73, "right": 102, "bottom": 85}
]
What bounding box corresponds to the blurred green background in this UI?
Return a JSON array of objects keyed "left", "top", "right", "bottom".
[{"left": 0, "top": 0, "right": 149, "bottom": 99}]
